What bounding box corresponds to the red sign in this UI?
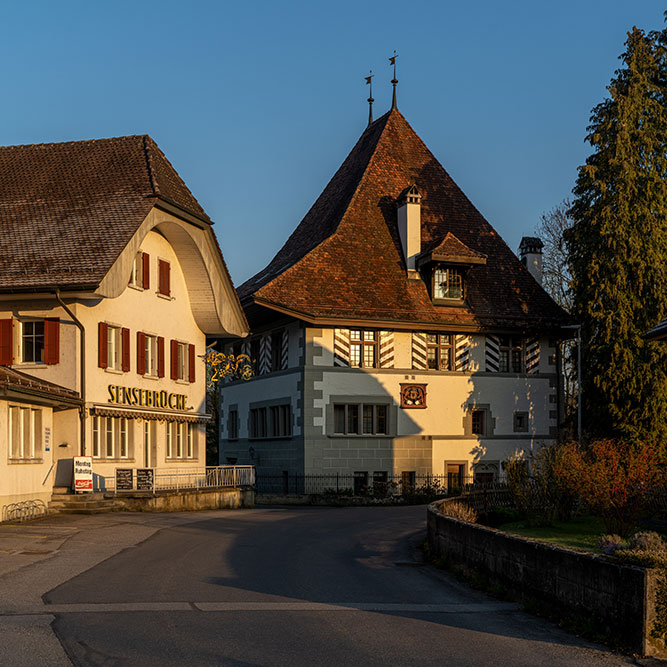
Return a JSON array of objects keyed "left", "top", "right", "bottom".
[{"left": 73, "top": 456, "right": 93, "bottom": 492}]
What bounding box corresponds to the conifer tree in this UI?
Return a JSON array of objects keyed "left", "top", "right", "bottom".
[{"left": 566, "top": 27, "right": 667, "bottom": 441}]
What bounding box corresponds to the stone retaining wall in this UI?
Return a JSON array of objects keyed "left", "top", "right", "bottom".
[
  {"left": 427, "top": 500, "right": 665, "bottom": 658},
  {"left": 111, "top": 487, "right": 254, "bottom": 512}
]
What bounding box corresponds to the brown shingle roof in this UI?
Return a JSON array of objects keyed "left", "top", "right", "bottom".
[
  {"left": 0, "top": 366, "right": 80, "bottom": 404},
  {"left": 240, "top": 109, "right": 569, "bottom": 331},
  {"left": 0, "top": 135, "right": 209, "bottom": 291},
  {"left": 419, "top": 232, "right": 487, "bottom": 266}
]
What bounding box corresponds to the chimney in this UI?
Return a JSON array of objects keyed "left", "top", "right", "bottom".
[
  {"left": 397, "top": 185, "right": 421, "bottom": 277},
  {"left": 519, "top": 236, "right": 544, "bottom": 284}
]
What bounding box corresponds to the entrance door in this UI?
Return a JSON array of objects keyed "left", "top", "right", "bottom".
[{"left": 446, "top": 463, "right": 465, "bottom": 492}]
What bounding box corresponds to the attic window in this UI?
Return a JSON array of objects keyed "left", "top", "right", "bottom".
[{"left": 433, "top": 266, "right": 464, "bottom": 301}]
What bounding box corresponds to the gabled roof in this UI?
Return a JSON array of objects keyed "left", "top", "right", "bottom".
[
  {"left": 0, "top": 135, "right": 209, "bottom": 291},
  {"left": 240, "top": 109, "right": 569, "bottom": 331},
  {"left": 418, "top": 232, "right": 487, "bottom": 266}
]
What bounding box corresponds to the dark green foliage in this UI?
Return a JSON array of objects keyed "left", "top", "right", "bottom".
[{"left": 566, "top": 26, "right": 667, "bottom": 440}]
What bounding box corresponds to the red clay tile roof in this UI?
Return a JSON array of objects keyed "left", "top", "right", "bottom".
[
  {"left": 0, "top": 135, "right": 209, "bottom": 292},
  {"left": 240, "top": 109, "right": 569, "bottom": 331},
  {"left": 0, "top": 367, "right": 80, "bottom": 403}
]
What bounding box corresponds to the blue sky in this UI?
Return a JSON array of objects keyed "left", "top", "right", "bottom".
[{"left": 2, "top": 1, "right": 665, "bottom": 284}]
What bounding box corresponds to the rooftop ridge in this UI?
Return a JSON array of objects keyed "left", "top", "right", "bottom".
[{"left": 0, "top": 134, "right": 149, "bottom": 152}]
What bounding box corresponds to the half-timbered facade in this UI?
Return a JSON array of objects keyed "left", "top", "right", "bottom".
[
  {"left": 220, "top": 108, "right": 569, "bottom": 485},
  {"left": 0, "top": 135, "right": 247, "bottom": 504}
]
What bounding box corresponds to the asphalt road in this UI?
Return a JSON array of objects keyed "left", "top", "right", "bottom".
[{"left": 3, "top": 506, "right": 632, "bottom": 666}]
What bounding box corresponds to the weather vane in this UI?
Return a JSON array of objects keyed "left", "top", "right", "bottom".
[
  {"left": 389, "top": 50, "right": 398, "bottom": 110},
  {"left": 365, "top": 69, "right": 374, "bottom": 126}
]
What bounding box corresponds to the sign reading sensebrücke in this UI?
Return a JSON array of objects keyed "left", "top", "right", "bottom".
[{"left": 107, "top": 385, "right": 187, "bottom": 411}]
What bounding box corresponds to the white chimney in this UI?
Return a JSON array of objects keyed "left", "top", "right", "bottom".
[
  {"left": 519, "top": 236, "right": 544, "bottom": 284},
  {"left": 397, "top": 185, "right": 421, "bottom": 277}
]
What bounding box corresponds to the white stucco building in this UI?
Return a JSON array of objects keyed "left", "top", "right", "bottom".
[
  {"left": 0, "top": 135, "right": 247, "bottom": 507},
  {"left": 220, "top": 107, "right": 569, "bottom": 489}
]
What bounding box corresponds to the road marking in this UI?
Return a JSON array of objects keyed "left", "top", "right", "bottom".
[{"left": 0, "top": 601, "right": 518, "bottom": 616}]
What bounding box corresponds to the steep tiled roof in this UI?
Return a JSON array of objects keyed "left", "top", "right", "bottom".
[
  {"left": 0, "top": 367, "right": 80, "bottom": 404},
  {"left": 240, "top": 109, "right": 569, "bottom": 331},
  {"left": 0, "top": 135, "right": 209, "bottom": 291}
]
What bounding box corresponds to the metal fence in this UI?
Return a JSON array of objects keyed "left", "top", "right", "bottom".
[
  {"left": 103, "top": 465, "right": 255, "bottom": 493},
  {"left": 255, "top": 472, "right": 488, "bottom": 496},
  {"left": 1, "top": 499, "right": 48, "bottom": 523}
]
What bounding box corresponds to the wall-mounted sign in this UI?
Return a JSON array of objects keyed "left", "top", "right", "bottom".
[
  {"left": 136, "top": 468, "right": 155, "bottom": 491},
  {"left": 400, "top": 383, "right": 427, "bottom": 409},
  {"left": 116, "top": 468, "right": 134, "bottom": 491},
  {"left": 108, "top": 385, "right": 187, "bottom": 411},
  {"left": 73, "top": 456, "right": 93, "bottom": 493}
]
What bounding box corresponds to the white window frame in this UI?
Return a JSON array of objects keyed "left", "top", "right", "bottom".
[
  {"left": 20, "top": 319, "right": 45, "bottom": 364},
  {"left": 166, "top": 422, "right": 193, "bottom": 460},
  {"left": 107, "top": 325, "right": 123, "bottom": 371},
  {"left": 176, "top": 342, "right": 188, "bottom": 381},
  {"left": 144, "top": 334, "right": 158, "bottom": 377},
  {"left": 128, "top": 251, "right": 144, "bottom": 289},
  {"left": 93, "top": 416, "right": 130, "bottom": 460},
  {"left": 8, "top": 406, "right": 41, "bottom": 460}
]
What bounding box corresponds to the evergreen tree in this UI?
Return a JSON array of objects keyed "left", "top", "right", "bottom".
[{"left": 566, "top": 26, "right": 667, "bottom": 441}]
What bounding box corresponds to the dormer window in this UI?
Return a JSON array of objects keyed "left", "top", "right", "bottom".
[
  {"left": 433, "top": 266, "right": 464, "bottom": 301},
  {"left": 416, "top": 232, "right": 487, "bottom": 307}
]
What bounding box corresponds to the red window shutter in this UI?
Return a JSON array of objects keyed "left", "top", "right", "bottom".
[
  {"left": 170, "top": 339, "right": 178, "bottom": 380},
  {"left": 121, "top": 328, "right": 130, "bottom": 372},
  {"left": 188, "top": 344, "right": 196, "bottom": 383},
  {"left": 98, "top": 322, "right": 108, "bottom": 369},
  {"left": 142, "top": 252, "right": 150, "bottom": 290},
  {"left": 0, "top": 318, "right": 13, "bottom": 366},
  {"left": 137, "top": 332, "right": 146, "bottom": 375},
  {"left": 157, "top": 336, "right": 165, "bottom": 378},
  {"left": 44, "top": 318, "right": 60, "bottom": 365},
  {"left": 165, "top": 261, "right": 171, "bottom": 296}
]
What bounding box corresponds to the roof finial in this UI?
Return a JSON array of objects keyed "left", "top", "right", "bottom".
[
  {"left": 365, "top": 70, "right": 374, "bottom": 125},
  {"left": 389, "top": 50, "right": 398, "bottom": 110}
]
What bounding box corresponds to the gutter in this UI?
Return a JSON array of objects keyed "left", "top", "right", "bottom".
[{"left": 55, "top": 290, "right": 87, "bottom": 456}]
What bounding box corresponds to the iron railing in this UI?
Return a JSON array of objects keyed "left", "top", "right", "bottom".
[
  {"left": 255, "top": 472, "right": 491, "bottom": 496},
  {"left": 103, "top": 465, "right": 255, "bottom": 493}
]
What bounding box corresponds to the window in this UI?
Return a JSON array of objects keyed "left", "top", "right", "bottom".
[
  {"left": 250, "top": 405, "right": 291, "bottom": 438},
  {"left": 426, "top": 333, "right": 454, "bottom": 370},
  {"left": 249, "top": 407, "right": 267, "bottom": 439},
  {"left": 166, "top": 422, "right": 195, "bottom": 460},
  {"left": 498, "top": 336, "right": 524, "bottom": 373},
  {"left": 333, "top": 403, "right": 388, "bottom": 435},
  {"left": 401, "top": 470, "right": 416, "bottom": 489},
  {"left": 8, "top": 406, "right": 42, "bottom": 459},
  {"left": 143, "top": 421, "right": 156, "bottom": 467},
  {"left": 433, "top": 266, "right": 464, "bottom": 300},
  {"left": 447, "top": 463, "right": 466, "bottom": 490},
  {"left": 129, "top": 251, "right": 149, "bottom": 289},
  {"left": 353, "top": 471, "right": 368, "bottom": 495},
  {"left": 21, "top": 321, "right": 44, "bottom": 363},
  {"left": 228, "top": 409, "right": 239, "bottom": 440},
  {"left": 171, "top": 340, "right": 192, "bottom": 382},
  {"left": 92, "top": 416, "right": 130, "bottom": 459},
  {"left": 471, "top": 410, "right": 485, "bottom": 435},
  {"left": 143, "top": 334, "right": 158, "bottom": 377},
  {"left": 270, "top": 331, "right": 283, "bottom": 372},
  {"left": 349, "top": 330, "right": 377, "bottom": 368},
  {"left": 513, "top": 411, "right": 529, "bottom": 433},
  {"left": 107, "top": 325, "right": 123, "bottom": 370},
  {"left": 158, "top": 259, "right": 171, "bottom": 297},
  {"left": 269, "top": 404, "right": 291, "bottom": 437}
]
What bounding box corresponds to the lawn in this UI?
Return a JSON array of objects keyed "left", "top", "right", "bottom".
[{"left": 499, "top": 515, "right": 607, "bottom": 553}]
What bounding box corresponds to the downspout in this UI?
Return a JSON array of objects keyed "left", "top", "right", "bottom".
[{"left": 55, "top": 290, "right": 86, "bottom": 456}]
